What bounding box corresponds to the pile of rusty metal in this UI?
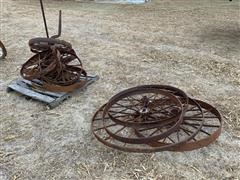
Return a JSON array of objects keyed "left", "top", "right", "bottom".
[
  {"left": 91, "top": 85, "right": 222, "bottom": 153},
  {"left": 20, "top": 0, "right": 87, "bottom": 93},
  {"left": 20, "top": 37, "right": 87, "bottom": 92},
  {"left": 0, "top": 40, "right": 7, "bottom": 60}
]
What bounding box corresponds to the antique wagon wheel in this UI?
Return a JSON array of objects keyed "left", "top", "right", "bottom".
[
  {"left": 104, "top": 87, "right": 184, "bottom": 127},
  {"left": 92, "top": 104, "right": 165, "bottom": 153},
  {"left": 0, "top": 41, "right": 7, "bottom": 60},
  {"left": 171, "top": 99, "right": 222, "bottom": 151},
  {"left": 21, "top": 39, "right": 87, "bottom": 92},
  {"left": 20, "top": 50, "right": 58, "bottom": 80},
  {"left": 92, "top": 86, "right": 222, "bottom": 152},
  {"left": 102, "top": 87, "right": 184, "bottom": 144},
  {"left": 135, "top": 98, "right": 204, "bottom": 149},
  {"left": 140, "top": 99, "right": 222, "bottom": 151},
  {"left": 91, "top": 101, "right": 202, "bottom": 153}
]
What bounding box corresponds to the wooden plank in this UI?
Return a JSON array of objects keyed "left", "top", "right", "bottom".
[
  {"left": 8, "top": 81, "right": 55, "bottom": 103},
  {"left": 86, "top": 75, "right": 99, "bottom": 84},
  {"left": 7, "top": 75, "right": 99, "bottom": 108},
  {"left": 48, "top": 94, "right": 70, "bottom": 109},
  {"left": 21, "top": 79, "right": 65, "bottom": 98},
  {"left": 16, "top": 80, "right": 30, "bottom": 89}
]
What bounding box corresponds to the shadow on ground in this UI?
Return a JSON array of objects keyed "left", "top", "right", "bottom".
[{"left": 198, "top": 24, "right": 240, "bottom": 59}]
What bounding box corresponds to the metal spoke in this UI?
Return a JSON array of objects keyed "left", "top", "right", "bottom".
[{"left": 91, "top": 87, "right": 221, "bottom": 153}]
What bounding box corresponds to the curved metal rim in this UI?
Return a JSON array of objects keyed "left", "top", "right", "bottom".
[
  {"left": 170, "top": 99, "right": 222, "bottom": 151},
  {"left": 91, "top": 104, "right": 191, "bottom": 153},
  {"left": 0, "top": 41, "right": 7, "bottom": 60},
  {"left": 91, "top": 86, "right": 222, "bottom": 153},
  {"left": 144, "top": 99, "right": 222, "bottom": 151},
  {"left": 91, "top": 99, "right": 221, "bottom": 153},
  {"left": 103, "top": 86, "right": 184, "bottom": 127},
  {"left": 91, "top": 104, "right": 167, "bottom": 153},
  {"left": 29, "top": 37, "right": 72, "bottom": 53},
  {"left": 135, "top": 98, "right": 204, "bottom": 149},
  {"left": 21, "top": 38, "right": 87, "bottom": 92},
  {"left": 102, "top": 87, "right": 184, "bottom": 144},
  {"left": 134, "top": 84, "right": 189, "bottom": 106}
]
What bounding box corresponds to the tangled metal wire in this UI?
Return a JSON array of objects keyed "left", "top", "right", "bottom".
[
  {"left": 91, "top": 85, "right": 222, "bottom": 153},
  {"left": 0, "top": 40, "right": 7, "bottom": 60}
]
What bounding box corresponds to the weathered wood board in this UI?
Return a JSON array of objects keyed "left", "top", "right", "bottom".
[{"left": 7, "top": 75, "right": 99, "bottom": 109}]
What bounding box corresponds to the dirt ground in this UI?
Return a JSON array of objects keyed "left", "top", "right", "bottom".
[{"left": 0, "top": 0, "right": 240, "bottom": 179}]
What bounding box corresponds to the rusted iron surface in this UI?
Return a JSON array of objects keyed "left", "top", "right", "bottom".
[
  {"left": 91, "top": 85, "right": 222, "bottom": 153},
  {"left": 20, "top": 0, "right": 87, "bottom": 92},
  {"left": 0, "top": 41, "right": 7, "bottom": 60},
  {"left": 21, "top": 38, "right": 87, "bottom": 92}
]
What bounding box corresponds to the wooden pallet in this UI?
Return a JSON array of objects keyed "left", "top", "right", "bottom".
[{"left": 7, "top": 75, "right": 99, "bottom": 109}]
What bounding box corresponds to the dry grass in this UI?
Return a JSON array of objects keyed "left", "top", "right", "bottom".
[
  {"left": 0, "top": 0, "right": 240, "bottom": 179},
  {"left": 144, "top": 48, "right": 240, "bottom": 129}
]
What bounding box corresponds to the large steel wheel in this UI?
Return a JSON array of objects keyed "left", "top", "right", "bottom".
[{"left": 91, "top": 85, "right": 222, "bottom": 153}]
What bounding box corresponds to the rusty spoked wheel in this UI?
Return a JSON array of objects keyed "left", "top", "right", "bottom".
[
  {"left": 142, "top": 99, "right": 222, "bottom": 151},
  {"left": 0, "top": 41, "right": 7, "bottom": 60},
  {"left": 92, "top": 104, "right": 181, "bottom": 153},
  {"left": 92, "top": 85, "right": 222, "bottom": 153},
  {"left": 92, "top": 100, "right": 204, "bottom": 153},
  {"left": 135, "top": 98, "right": 204, "bottom": 149},
  {"left": 104, "top": 87, "right": 184, "bottom": 127},
  {"left": 102, "top": 87, "right": 185, "bottom": 145},
  {"left": 21, "top": 38, "right": 87, "bottom": 92},
  {"left": 171, "top": 99, "right": 222, "bottom": 151}
]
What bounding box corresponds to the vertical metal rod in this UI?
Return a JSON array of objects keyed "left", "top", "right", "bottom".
[
  {"left": 40, "top": 0, "right": 49, "bottom": 38},
  {"left": 51, "top": 10, "right": 62, "bottom": 39},
  {"left": 58, "top": 10, "right": 62, "bottom": 37}
]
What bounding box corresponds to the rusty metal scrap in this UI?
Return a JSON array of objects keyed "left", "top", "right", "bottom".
[
  {"left": 91, "top": 85, "right": 222, "bottom": 153},
  {"left": 0, "top": 41, "right": 7, "bottom": 60},
  {"left": 21, "top": 38, "right": 87, "bottom": 92},
  {"left": 20, "top": 0, "right": 87, "bottom": 92}
]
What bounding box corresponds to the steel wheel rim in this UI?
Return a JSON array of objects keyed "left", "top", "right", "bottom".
[
  {"left": 103, "top": 87, "right": 184, "bottom": 127},
  {"left": 170, "top": 99, "right": 222, "bottom": 151},
  {"left": 135, "top": 98, "right": 204, "bottom": 149},
  {"left": 91, "top": 104, "right": 179, "bottom": 153},
  {"left": 91, "top": 85, "right": 222, "bottom": 153},
  {"left": 0, "top": 41, "right": 7, "bottom": 60},
  {"left": 138, "top": 99, "right": 222, "bottom": 151}
]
